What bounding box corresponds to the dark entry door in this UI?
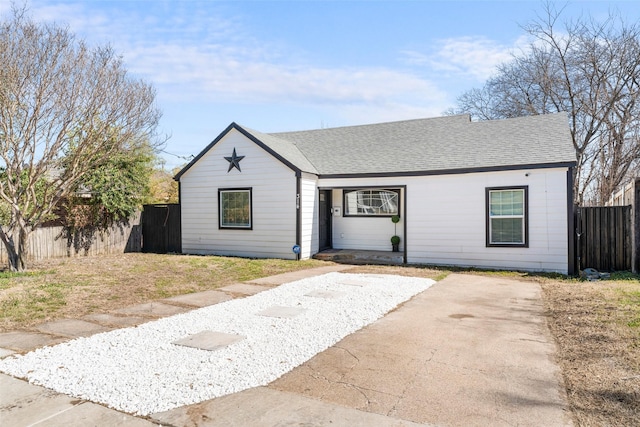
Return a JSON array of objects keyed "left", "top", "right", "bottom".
[{"left": 318, "top": 190, "right": 332, "bottom": 250}]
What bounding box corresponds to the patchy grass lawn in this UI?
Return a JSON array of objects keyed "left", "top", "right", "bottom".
[
  {"left": 1, "top": 254, "right": 638, "bottom": 426},
  {"left": 0, "top": 255, "right": 445, "bottom": 332},
  {"left": 0, "top": 253, "right": 328, "bottom": 331}
]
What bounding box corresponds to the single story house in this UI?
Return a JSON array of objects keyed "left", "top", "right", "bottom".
[{"left": 175, "top": 113, "right": 577, "bottom": 274}]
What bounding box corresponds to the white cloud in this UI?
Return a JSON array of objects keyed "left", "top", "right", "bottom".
[
  {"left": 18, "top": 0, "right": 469, "bottom": 148},
  {"left": 24, "top": 0, "right": 444, "bottom": 112},
  {"left": 339, "top": 101, "right": 447, "bottom": 126},
  {"left": 401, "top": 35, "right": 531, "bottom": 82},
  {"left": 135, "top": 41, "right": 447, "bottom": 107}
]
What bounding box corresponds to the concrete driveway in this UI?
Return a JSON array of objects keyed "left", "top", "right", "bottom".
[
  {"left": 153, "top": 273, "right": 573, "bottom": 426},
  {"left": 1, "top": 271, "right": 573, "bottom": 426}
]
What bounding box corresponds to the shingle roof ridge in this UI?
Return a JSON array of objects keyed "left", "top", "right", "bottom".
[
  {"left": 270, "top": 114, "right": 471, "bottom": 137},
  {"left": 266, "top": 112, "right": 574, "bottom": 175},
  {"left": 469, "top": 111, "right": 567, "bottom": 124}
]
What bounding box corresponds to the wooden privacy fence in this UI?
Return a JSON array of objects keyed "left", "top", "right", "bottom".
[
  {"left": 576, "top": 206, "right": 634, "bottom": 272},
  {"left": 0, "top": 214, "right": 142, "bottom": 265},
  {"left": 0, "top": 204, "right": 184, "bottom": 265},
  {"left": 141, "top": 204, "right": 181, "bottom": 254}
]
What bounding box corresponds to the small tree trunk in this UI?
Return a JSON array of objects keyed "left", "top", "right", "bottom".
[
  {"left": 0, "top": 221, "right": 31, "bottom": 271},
  {"left": 0, "top": 228, "right": 21, "bottom": 272},
  {"left": 17, "top": 224, "right": 29, "bottom": 271}
]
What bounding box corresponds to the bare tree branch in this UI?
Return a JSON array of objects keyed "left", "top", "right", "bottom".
[
  {"left": 452, "top": 2, "right": 640, "bottom": 205},
  {"left": 0, "top": 6, "right": 162, "bottom": 270}
]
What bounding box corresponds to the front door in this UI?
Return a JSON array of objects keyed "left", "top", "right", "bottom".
[{"left": 318, "top": 190, "right": 332, "bottom": 251}]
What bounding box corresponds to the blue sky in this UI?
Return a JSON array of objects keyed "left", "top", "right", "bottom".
[{"left": 3, "top": 1, "right": 638, "bottom": 169}]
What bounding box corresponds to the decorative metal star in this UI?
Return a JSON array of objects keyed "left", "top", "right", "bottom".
[{"left": 224, "top": 148, "right": 245, "bottom": 172}]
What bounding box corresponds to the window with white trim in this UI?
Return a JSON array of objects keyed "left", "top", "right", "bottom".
[
  {"left": 486, "top": 187, "right": 528, "bottom": 247},
  {"left": 219, "top": 188, "right": 252, "bottom": 229},
  {"left": 343, "top": 188, "right": 399, "bottom": 216}
]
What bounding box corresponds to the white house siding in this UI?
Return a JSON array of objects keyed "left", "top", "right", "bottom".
[
  {"left": 300, "top": 173, "right": 319, "bottom": 259},
  {"left": 319, "top": 167, "right": 570, "bottom": 273},
  {"left": 180, "top": 129, "right": 298, "bottom": 259}
]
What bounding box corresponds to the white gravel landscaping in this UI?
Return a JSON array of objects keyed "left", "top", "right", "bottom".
[{"left": 0, "top": 272, "right": 434, "bottom": 416}]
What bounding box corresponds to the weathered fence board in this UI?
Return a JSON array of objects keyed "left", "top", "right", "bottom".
[
  {"left": 635, "top": 182, "right": 640, "bottom": 273},
  {"left": 142, "top": 204, "right": 181, "bottom": 254},
  {"left": 576, "top": 206, "right": 633, "bottom": 272},
  {"left": 0, "top": 213, "right": 142, "bottom": 266}
]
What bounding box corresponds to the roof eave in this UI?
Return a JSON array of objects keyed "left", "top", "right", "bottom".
[
  {"left": 234, "top": 126, "right": 304, "bottom": 176},
  {"left": 317, "top": 161, "right": 577, "bottom": 180}
]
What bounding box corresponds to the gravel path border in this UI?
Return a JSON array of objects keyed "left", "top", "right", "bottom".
[{"left": 0, "top": 273, "right": 434, "bottom": 415}]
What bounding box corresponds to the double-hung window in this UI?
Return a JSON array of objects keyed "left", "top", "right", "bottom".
[
  {"left": 219, "top": 188, "right": 252, "bottom": 229},
  {"left": 486, "top": 186, "right": 528, "bottom": 247}
]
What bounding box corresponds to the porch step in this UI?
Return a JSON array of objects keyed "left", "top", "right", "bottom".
[{"left": 313, "top": 249, "right": 404, "bottom": 265}]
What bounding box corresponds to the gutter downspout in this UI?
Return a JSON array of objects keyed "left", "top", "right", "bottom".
[
  {"left": 403, "top": 185, "right": 407, "bottom": 264},
  {"left": 567, "top": 167, "right": 576, "bottom": 276},
  {"left": 296, "top": 173, "right": 301, "bottom": 261},
  {"left": 177, "top": 180, "right": 183, "bottom": 254}
]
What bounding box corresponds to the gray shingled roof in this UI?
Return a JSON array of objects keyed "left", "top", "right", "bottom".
[
  {"left": 176, "top": 113, "right": 576, "bottom": 180},
  {"left": 246, "top": 113, "right": 575, "bottom": 176}
]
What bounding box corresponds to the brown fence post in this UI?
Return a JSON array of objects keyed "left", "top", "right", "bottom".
[{"left": 635, "top": 178, "right": 640, "bottom": 273}]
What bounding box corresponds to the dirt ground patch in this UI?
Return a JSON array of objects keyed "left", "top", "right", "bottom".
[
  {"left": 540, "top": 277, "right": 640, "bottom": 426},
  {"left": 340, "top": 263, "right": 447, "bottom": 279}
]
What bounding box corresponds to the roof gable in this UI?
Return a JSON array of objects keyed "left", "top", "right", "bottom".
[{"left": 174, "top": 123, "right": 313, "bottom": 180}]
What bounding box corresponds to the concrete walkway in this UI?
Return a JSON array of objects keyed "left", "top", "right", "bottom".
[{"left": 0, "top": 270, "right": 573, "bottom": 426}]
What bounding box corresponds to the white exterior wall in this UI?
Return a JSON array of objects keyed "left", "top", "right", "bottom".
[
  {"left": 180, "top": 129, "right": 298, "bottom": 259},
  {"left": 300, "top": 173, "right": 319, "bottom": 259},
  {"left": 320, "top": 167, "right": 570, "bottom": 273},
  {"left": 329, "top": 188, "right": 405, "bottom": 252}
]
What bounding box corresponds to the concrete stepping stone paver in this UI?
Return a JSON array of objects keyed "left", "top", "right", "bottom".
[
  {"left": 218, "top": 283, "right": 270, "bottom": 296},
  {"left": 0, "top": 374, "right": 155, "bottom": 426},
  {"left": 246, "top": 265, "right": 352, "bottom": 286},
  {"left": 0, "top": 331, "right": 67, "bottom": 352},
  {"left": 0, "top": 373, "right": 82, "bottom": 426},
  {"left": 305, "top": 290, "right": 346, "bottom": 299},
  {"left": 172, "top": 331, "right": 245, "bottom": 351},
  {"left": 33, "top": 399, "right": 157, "bottom": 425},
  {"left": 162, "top": 289, "right": 232, "bottom": 306},
  {"left": 338, "top": 279, "right": 367, "bottom": 287},
  {"left": 0, "top": 348, "right": 15, "bottom": 358},
  {"left": 82, "top": 313, "right": 148, "bottom": 328},
  {"left": 258, "top": 306, "right": 307, "bottom": 318},
  {"left": 35, "top": 319, "right": 112, "bottom": 338},
  {"left": 361, "top": 274, "right": 390, "bottom": 279},
  {"left": 150, "top": 386, "right": 425, "bottom": 427},
  {"left": 115, "top": 302, "right": 189, "bottom": 317}
]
